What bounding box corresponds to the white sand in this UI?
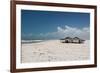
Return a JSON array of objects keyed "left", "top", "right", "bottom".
[{"left": 21, "top": 40, "right": 90, "bottom": 63}]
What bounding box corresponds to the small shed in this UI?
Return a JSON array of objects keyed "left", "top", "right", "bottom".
[
  {"left": 60, "top": 37, "right": 85, "bottom": 43},
  {"left": 72, "top": 37, "right": 84, "bottom": 43},
  {"left": 60, "top": 37, "right": 72, "bottom": 43},
  {"left": 65, "top": 37, "right": 72, "bottom": 43}
]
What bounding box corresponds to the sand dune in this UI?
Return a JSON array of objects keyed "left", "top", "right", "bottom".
[{"left": 21, "top": 40, "right": 90, "bottom": 63}]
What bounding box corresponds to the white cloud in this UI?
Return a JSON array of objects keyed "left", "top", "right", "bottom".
[{"left": 40, "top": 25, "right": 90, "bottom": 40}]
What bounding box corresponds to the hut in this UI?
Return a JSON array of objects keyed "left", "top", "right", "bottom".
[
  {"left": 72, "top": 37, "right": 84, "bottom": 43},
  {"left": 65, "top": 37, "right": 72, "bottom": 43},
  {"left": 60, "top": 37, "right": 72, "bottom": 43},
  {"left": 60, "top": 37, "right": 85, "bottom": 43}
]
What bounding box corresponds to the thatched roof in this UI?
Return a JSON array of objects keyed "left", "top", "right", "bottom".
[
  {"left": 60, "top": 37, "right": 84, "bottom": 41},
  {"left": 73, "top": 37, "right": 80, "bottom": 40},
  {"left": 65, "top": 37, "right": 72, "bottom": 39},
  {"left": 60, "top": 37, "right": 72, "bottom": 40},
  {"left": 73, "top": 37, "right": 85, "bottom": 41}
]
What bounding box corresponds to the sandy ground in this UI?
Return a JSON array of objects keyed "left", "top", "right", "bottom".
[{"left": 21, "top": 40, "right": 90, "bottom": 63}]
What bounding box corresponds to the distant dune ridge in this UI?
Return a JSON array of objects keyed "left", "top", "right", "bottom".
[{"left": 21, "top": 40, "right": 90, "bottom": 63}]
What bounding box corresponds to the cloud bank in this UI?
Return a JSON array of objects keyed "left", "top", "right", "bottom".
[
  {"left": 22, "top": 25, "right": 90, "bottom": 40},
  {"left": 40, "top": 25, "right": 90, "bottom": 40}
]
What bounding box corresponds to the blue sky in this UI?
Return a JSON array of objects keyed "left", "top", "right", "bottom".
[{"left": 21, "top": 10, "right": 90, "bottom": 40}]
